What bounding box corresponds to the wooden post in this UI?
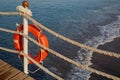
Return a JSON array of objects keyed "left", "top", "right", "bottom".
[
  {"left": 23, "top": 15, "right": 29, "bottom": 74},
  {"left": 22, "top": 0, "right": 31, "bottom": 74}
]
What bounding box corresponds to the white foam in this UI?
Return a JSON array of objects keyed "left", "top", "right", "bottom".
[{"left": 67, "top": 16, "right": 120, "bottom": 80}]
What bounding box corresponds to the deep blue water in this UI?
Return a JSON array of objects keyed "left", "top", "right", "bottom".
[{"left": 0, "top": 0, "right": 120, "bottom": 80}]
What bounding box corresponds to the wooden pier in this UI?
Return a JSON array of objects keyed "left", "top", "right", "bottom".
[{"left": 0, "top": 59, "right": 35, "bottom": 80}]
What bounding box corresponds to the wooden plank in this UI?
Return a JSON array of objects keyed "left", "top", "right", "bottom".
[
  {"left": 0, "top": 60, "right": 7, "bottom": 67},
  {"left": 0, "top": 67, "right": 21, "bottom": 80},
  {"left": 24, "top": 76, "right": 35, "bottom": 80},
  {"left": 0, "top": 59, "right": 35, "bottom": 80},
  {"left": 0, "top": 64, "right": 12, "bottom": 75},
  {"left": 9, "top": 72, "right": 28, "bottom": 80}
]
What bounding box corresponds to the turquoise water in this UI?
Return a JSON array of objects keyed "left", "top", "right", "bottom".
[{"left": 0, "top": 0, "right": 120, "bottom": 80}]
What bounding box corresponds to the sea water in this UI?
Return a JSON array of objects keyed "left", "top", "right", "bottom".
[{"left": 0, "top": 0, "right": 120, "bottom": 80}]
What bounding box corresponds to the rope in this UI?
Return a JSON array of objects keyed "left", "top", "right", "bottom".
[
  {"left": 0, "top": 47, "right": 19, "bottom": 54},
  {"left": 0, "top": 12, "right": 120, "bottom": 58},
  {"left": 0, "top": 12, "right": 120, "bottom": 79},
  {"left": 25, "top": 35, "right": 120, "bottom": 80},
  {"left": 29, "top": 68, "right": 40, "bottom": 74},
  {"left": 20, "top": 13, "right": 120, "bottom": 59},
  {"left": 0, "top": 47, "right": 63, "bottom": 80},
  {"left": 0, "top": 27, "right": 120, "bottom": 80},
  {"left": 0, "top": 12, "right": 19, "bottom": 15}
]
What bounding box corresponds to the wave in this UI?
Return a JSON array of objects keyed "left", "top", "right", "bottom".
[{"left": 67, "top": 15, "right": 120, "bottom": 80}]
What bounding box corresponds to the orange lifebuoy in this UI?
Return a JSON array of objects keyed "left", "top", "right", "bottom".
[{"left": 14, "top": 24, "right": 49, "bottom": 64}]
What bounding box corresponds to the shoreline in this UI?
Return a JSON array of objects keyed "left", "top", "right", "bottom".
[{"left": 90, "top": 37, "right": 120, "bottom": 80}]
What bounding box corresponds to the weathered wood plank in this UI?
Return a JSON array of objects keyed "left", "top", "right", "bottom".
[
  {"left": 0, "top": 59, "right": 35, "bottom": 80},
  {"left": 9, "top": 72, "right": 28, "bottom": 80},
  {"left": 0, "top": 64, "right": 12, "bottom": 75},
  {"left": 24, "top": 76, "right": 35, "bottom": 80},
  {"left": 0, "top": 60, "right": 7, "bottom": 67},
  {"left": 0, "top": 67, "right": 21, "bottom": 80}
]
